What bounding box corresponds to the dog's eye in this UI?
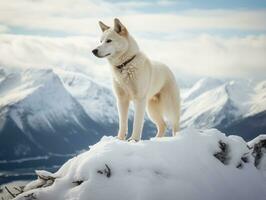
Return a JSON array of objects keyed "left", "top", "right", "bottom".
[{"left": 106, "top": 39, "right": 112, "bottom": 43}]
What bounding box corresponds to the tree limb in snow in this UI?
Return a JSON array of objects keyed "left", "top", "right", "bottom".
[
  {"left": 4, "top": 186, "right": 15, "bottom": 198},
  {"left": 72, "top": 180, "right": 84, "bottom": 186},
  {"left": 97, "top": 164, "right": 111, "bottom": 178},
  {"left": 12, "top": 186, "right": 24, "bottom": 197},
  {"left": 24, "top": 192, "right": 37, "bottom": 199},
  {"left": 105, "top": 164, "right": 111, "bottom": 178}
]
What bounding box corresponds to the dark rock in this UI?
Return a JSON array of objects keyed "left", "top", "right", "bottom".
[
  {"left": 214, "top": 141, "right": 229, "bottom": 165},
  {"left": 251, "top": 138, "right": 266, "bottom": 168}
]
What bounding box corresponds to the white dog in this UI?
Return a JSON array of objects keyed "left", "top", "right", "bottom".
[{"left": 92, "top": 18, "right": 180, "bottom": 141}]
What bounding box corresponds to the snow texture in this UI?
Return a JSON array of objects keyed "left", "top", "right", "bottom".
[{"left": 15, "top": 129, "right": 266, "bottom": 200}]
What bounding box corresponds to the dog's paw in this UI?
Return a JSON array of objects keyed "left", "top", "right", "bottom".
[
  {"left": 116, "top": 135, "right": 126, "bottom": 141},
  {"left": 127, "top": 137, "right": 139, "bottom": 143}
]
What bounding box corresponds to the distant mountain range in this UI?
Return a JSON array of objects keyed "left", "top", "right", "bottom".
[
  {"left": 0, "top": 68, "right": 265, "bottom": 160},
  {"left": 181, "top": 77, "right": 266, "bottom": 140}
]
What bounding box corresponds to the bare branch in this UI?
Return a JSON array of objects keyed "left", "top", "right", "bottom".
[
  {"left": 97, "top": 164, "right": 112, "bottom": 178},
  {"left": 24, "top": 193, "right": 37, "bottom": 199},
  {"left": 4, "top": 186, "right": 16, "bottom": 198},
  {"left": 104, "top": 164, "right": 111, "bottom": 178},
  {"left": 72, "top": 180, "right": 84, "bottom": 186},
  {"left": 97, "top": 170, "right": 103, "bottom": 174},
  {"left": 14, "top": 186, "right": 23, "bottom": 193}
]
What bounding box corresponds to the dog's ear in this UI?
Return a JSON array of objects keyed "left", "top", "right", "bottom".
[
  {"left": 114, "top": 18, "right": 127, "bottom": 36},
  {"left": 99, "top": 21, "right": 110, "bottom": 32}
]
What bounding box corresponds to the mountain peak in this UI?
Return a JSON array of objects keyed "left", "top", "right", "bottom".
[
  {"left": 184, "top": 77, "right": 223, "bottom": 101},
  {"left": 0, "top": 68, "right": 60, "bottom": 107}
]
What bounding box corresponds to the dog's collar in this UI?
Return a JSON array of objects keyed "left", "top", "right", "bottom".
[{"left": 115, "top": 55, "right": 136, "bottom": 71}]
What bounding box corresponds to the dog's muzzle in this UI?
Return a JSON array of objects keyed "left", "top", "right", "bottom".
[{"left": 92, "top": 49, "right": 111, "bottom": 58}]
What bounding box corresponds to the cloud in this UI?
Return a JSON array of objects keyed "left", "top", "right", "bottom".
[
  {"left": 0, "top": 0, "right": 265, "bottom": 83},
  {"left": 112, "top": 0, "right": 180, "bottom": 9},
  {"left": 1, "top": 34, "right": 265, "bottom": 85},
  {"left": 0, "top": 0, "right": 113, "bottom": 35},
  {"left": 0, "top": 0, "right": 265, "bottom": 35},
  {"left": 138, "top": 34, "right": 266, "bottom": 80},
  {"left": 0, "top": 34, "right": 111, "bottom": 84},
  {"left": 122, "top": 9, "right": 266, "bottom": 33},
  {"left": 157, "top": 0, "right": 180, "bottom": 6},
  {"left": 0, "top": 25, "right": 9, "bottom": 33}
]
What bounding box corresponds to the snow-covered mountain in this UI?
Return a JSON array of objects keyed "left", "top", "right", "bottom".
[
  {"left": 0, "top": 67, "right": 157, "bottom": 161},
  {"left": 181, "top": 79, "right": 249, "bottom": 128},
  {"left": 54, "top": 69, "right": 118, "bottom": 124},
  {"left": 181, "top": 78, "right": 266, "bottom": 139},
  {"left": 248, "top": 80, "right": 266, "bottom": 116},
  {"left": 0, "top": 69, "right": 105, "bottom": 160},
  {"left": 183, "top": 77, "right": 224, "bottom": 101},
  {"left": 1, "top": 68, "right": 265, "bottom": 161},
  {"left": 12, "top": 129, "right": 266, "bottom": 200}
]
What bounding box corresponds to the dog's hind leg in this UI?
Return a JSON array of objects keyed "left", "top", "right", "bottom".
[
  {"left": 171, "top": 121, "right": 180, "bottom": 136},
  {"left": 147, "top": 95, "right": 166, "bottom": 137},
  {"left": 170, "top": 95, "right": 180, "bottom": 136},
  {"left": 160, "top": 82, "right": 180, "bottom": 136}
]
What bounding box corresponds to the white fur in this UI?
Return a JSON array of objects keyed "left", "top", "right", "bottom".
[{"left": 93, "top": 19, "right": 180, "bottom": 141}]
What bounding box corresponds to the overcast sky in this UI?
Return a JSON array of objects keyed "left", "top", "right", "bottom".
[{"left": 0, "top": 0, "right": 265, "bottom": 84}]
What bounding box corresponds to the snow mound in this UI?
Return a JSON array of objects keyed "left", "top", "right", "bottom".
[{"left": 15, "top": 129, "right": 266, "bottom": 200}]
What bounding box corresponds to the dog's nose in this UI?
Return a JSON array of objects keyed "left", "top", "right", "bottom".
[{"left": 92, "top": 49, "right": 98, "bottom": 55}]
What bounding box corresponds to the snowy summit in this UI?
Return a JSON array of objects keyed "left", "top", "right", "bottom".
[{"left": 13, "top": 128, "right": 266, "bottom": 200}]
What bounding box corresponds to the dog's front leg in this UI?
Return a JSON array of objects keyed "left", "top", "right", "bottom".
[
  {"left": 129, "top": 98, "right": 146, "bottom": 141},
  {"left": 117, "top": 98, "right": 129, "bottom": 140}
]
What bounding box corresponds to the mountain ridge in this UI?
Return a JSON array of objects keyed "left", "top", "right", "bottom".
[{"left": 0, "top": 69, "right": 265, "bottom": 160}]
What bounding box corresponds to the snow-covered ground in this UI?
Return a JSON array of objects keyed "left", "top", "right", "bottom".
[{"left": 13, "top": 129, "right": 266, "bottom": 200}]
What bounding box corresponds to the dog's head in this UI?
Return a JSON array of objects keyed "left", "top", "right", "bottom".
[{"left": 92, "top": 18, "right": 129, "bottom": 58}]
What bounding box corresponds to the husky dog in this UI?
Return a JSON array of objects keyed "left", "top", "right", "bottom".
[{"left": 92, "top": 18, "right": 180, "bottom": 141}]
